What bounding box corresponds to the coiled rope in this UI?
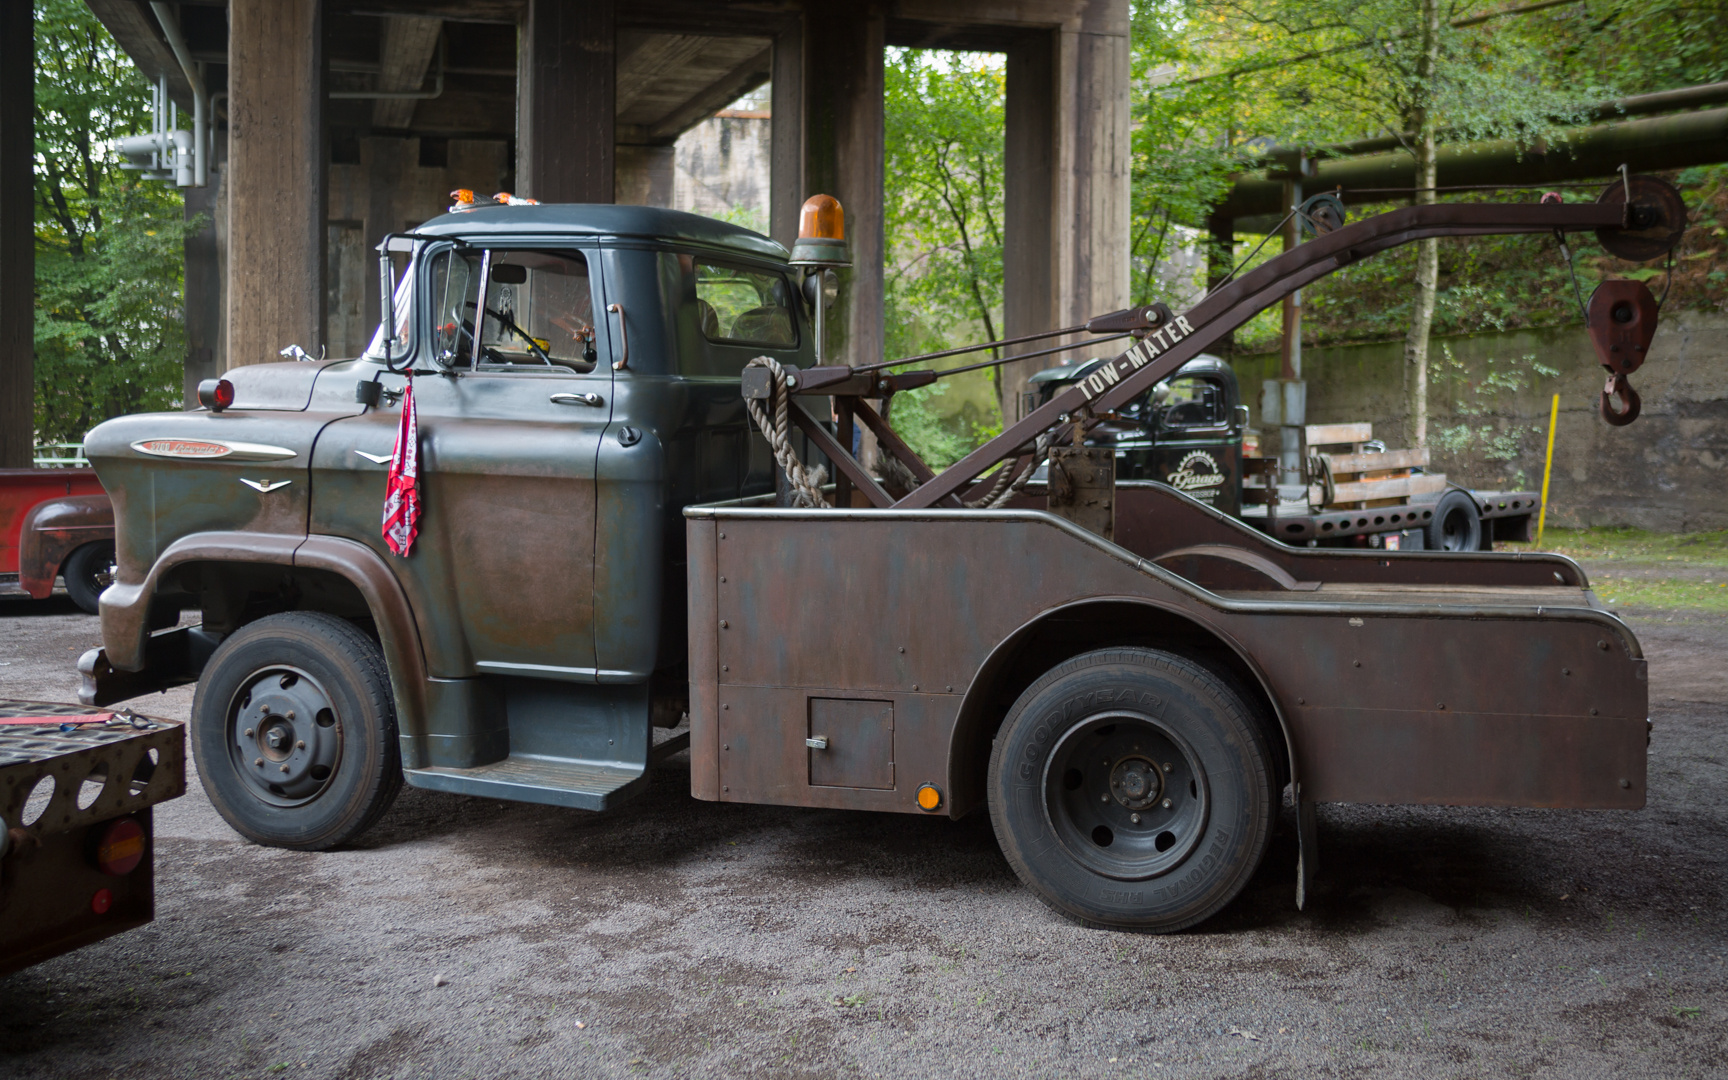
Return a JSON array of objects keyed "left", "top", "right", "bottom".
[{"left": 743, "top": 357, "right": 829, "bottom": 508}]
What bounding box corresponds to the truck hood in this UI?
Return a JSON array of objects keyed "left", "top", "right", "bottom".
[{"left": 226, "top": 358, "right": 349, "bottom": 411}]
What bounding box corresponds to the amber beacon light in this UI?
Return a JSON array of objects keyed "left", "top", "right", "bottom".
[{"left": 789, "top": 194, "right": 851, "bottom": 268}]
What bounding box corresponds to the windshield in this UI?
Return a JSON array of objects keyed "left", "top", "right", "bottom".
[{"left": 427, "top": 248, "right": 596, "bottom": 370}]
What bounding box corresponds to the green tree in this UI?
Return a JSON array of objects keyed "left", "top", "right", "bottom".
[
  {"left": 34, "top": 0, "right": 194, "bottom": 445},
  {"left": 881, "top": 49, "right": 1009, "bottom": 464},
  {"left": 1175, "top": 0, "right": 1608, "bottom": 445}
]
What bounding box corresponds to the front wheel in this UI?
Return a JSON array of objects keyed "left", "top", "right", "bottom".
[
  {"left": 988, "top": 648, "right": 1276, "bottom": 932},
  {"left": 192, "top": 611, "right": 401, "bottom": 850}
]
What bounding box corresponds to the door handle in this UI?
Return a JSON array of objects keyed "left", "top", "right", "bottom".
[
  {"left": 354, "top": 450, "right": 392, "bottom": 464},
  {"left": 550, "top": 392, "right": 604, "bottom": 407}
]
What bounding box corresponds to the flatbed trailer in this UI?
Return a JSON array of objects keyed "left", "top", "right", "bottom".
[{"left": 0, "top": 705, "right": 185, "bottom": 975}]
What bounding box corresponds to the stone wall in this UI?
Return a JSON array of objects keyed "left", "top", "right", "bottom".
[{"left": 1231, "top": 312, "right": 1728, "bottom": 532}]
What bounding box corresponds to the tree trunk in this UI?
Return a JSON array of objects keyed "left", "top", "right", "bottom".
[{"left": 1404, "top": 0, "right": 1442, "bottom": 449}]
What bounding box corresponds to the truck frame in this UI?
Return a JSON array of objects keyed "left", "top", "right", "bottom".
[{"left": 77, "top": 179, "right": 1677, "bottom": 931}]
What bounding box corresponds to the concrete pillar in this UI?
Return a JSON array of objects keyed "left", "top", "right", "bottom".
[
  {"left": 615, "top": 145, "right": 674, "bottom": 206},
  {"left": 768, "top": 18, "right": 804, "bottom": 249},
  {"left": 801, "top": 5, "right": 884, "bottom": 369},
  {"left": 0, "top": 2, "right": 31, "bottom": 465},
  {"left": 183, "top": 160, "right": 225, "bottom": 403},
  {"left": 518, "top": 0, "right": 614, "bottom": 203},
  {"left": 1000, "top": 15, "right": 1131, "bottom": 420},
  {"left": 227, "top": 0, "right": 325, "bottom": 368},
  {"left": 1003, "top": 32, "right": 1055, "bottom": 422}
]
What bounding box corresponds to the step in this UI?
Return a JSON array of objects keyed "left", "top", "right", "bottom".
[{"left": 406, "top": 753, "right": 648, "bottom": 811}]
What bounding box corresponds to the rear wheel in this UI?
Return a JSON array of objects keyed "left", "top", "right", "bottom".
[
  {"left": 1425, "top": 489, "right": 1482, "bottom": 552},
  {"left": 987, "top": 648, "right": 1276, "bottom": 932},
  {"left": 192, "top": 611, "right": 400, "bottom": 850},
  {"left": 62, "top": 541, "right": 115, "bottom": 615}
]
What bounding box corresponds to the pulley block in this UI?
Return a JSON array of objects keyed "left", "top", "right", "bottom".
[{"left": 1586, "top": 278, "right": 1658, "bottom": 427}]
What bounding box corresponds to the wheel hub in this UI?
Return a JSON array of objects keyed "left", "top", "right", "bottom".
[
  {"left": 1108, "top": 756, "right": 1163, "bottom": 810},
  {"left": 1043, "top": 713, "right": 1209, "bottom": 881},
  {"left": 228, "top": 667, "right": 341, "bottom": 806}
]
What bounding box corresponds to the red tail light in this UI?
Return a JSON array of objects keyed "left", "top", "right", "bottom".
[{"left": 197, "top": 378, "right": 235, "bottom": 412}]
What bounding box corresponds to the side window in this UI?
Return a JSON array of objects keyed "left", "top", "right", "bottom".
[
  {"left": 426, "top": 248, "right": 597, "bottom": 371},
  {"left": 1154, "top": 376, "right": 1227, "bottom": 430},
  {"left": 693, "top": 259, "right": 797, "bottom": 347}
]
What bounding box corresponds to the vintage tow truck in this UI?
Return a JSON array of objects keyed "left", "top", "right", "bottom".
[{"left": 77, "top": 177, "right": 1680, "bottom": 931}]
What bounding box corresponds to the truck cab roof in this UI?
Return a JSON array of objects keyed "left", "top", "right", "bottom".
[{"left": 412, "top": 203, "right": 789, "bottom": 263}]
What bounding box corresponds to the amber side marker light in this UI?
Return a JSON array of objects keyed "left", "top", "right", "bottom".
[
  {"left": 94, "top": 817, "right": 146, "bottom": 877},
  {"left": 197, "top": 378, "right": 234, "bottom": 413},
  {"left": 916, "top": 784, "right": 943, "bottom": 812}
]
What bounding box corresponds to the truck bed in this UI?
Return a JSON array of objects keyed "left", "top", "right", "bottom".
[{"left": 684, "top": 481, "right": 1646, "bottom": 821}]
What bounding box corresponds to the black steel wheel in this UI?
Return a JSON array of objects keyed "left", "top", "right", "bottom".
[
  {"left": 192, "top": 611, "right": 400, "bottom": 850},
  {"left": 1424, "top": 489, "right": 1482, "bottom": 553},
  {"left": 62, "top": 541, "right": 115, "bottom": 615},
  {"left": 988, "top": 648, "right": 1276, "bottom": 932}
]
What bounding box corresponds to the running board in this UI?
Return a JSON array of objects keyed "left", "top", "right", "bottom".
[{"left": 405, "top": 754, "right": 647, "bottom": 811}]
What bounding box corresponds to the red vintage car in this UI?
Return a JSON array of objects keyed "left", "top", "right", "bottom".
[{"left": 0, "top": 468, "right": 115, "bottom": 614}]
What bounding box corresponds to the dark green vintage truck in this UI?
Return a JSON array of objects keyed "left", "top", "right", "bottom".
[{"left": 78, "top": 193, "right": 1663, "bottom": 932}]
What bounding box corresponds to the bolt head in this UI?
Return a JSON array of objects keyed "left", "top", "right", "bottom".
[
  {"left": 1130, "top": 813, "right": 1141, "bottom": 824},
  {"left": 1162, "top": 798, "right": 1172, "bottom": 809},
  {"left": 254, "top": 758, "right": 264, "bottom": 767},
  {"left": 296, "top": 740, "right": 306, "bottom": 750}
]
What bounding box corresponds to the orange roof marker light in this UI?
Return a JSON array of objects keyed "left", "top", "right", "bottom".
[{"left": 789, "top": 194, "right": 851, "bottom": 269}]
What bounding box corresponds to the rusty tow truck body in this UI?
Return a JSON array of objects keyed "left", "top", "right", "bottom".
[{"left": 78, "top": 182, "right": 1677, "bottom": 930}]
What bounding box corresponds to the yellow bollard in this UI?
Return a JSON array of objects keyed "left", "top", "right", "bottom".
[{"left": 1536, "top": 393, "right": 1559, "bottom": 549}]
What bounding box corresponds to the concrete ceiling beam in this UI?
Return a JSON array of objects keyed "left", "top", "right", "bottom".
[{"left": 372, "top": 15, "right": 442, "bottom": 130}]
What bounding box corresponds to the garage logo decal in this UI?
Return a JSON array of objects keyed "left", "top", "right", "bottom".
[{"left": 1167, "top": 450, "right": 1226, "bottom": 496}]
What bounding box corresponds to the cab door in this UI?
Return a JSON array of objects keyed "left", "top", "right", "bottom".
[
  {"left": 1150, "top": 371, "right": 1241, "bottom": 514},
  {"left": 310, "top": 243, "right": 613, "bottom": 681}
]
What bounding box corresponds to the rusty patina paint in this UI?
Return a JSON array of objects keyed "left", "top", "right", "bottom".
[
  {"left": 0, "top": 469, "right": 105, "bottom": 577},
  {"left": 687, "top": 482, "right": 1645, "bottom": 818}
]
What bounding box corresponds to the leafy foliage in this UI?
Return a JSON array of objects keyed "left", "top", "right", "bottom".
[
  {"left": 881, "top": 50, "right": 1009, "bottom": 466},
  {"left": 33, "top": 0, "right": 194, "bottom": 444}
]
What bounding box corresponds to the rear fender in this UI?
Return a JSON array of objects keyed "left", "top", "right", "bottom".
[
  {"left": 946, "top": 596, "right": 1297, "bottom": 819},
  {"left": 18, "top": 494, "right": 113, "bottom": 599}
]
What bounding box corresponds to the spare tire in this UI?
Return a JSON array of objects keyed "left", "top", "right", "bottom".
[{"left": 1425, "top": 489, "right": 1482, "bottom": 552}]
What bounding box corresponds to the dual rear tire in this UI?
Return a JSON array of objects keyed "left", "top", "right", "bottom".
[{"left": 988, "top": 648, "right": 1277, "bottom": 932}]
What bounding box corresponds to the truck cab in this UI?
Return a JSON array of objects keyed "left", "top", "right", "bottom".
[
  {"left": 1027, "top": 355, "right": 1244, "bottom": 515},
  {"left": 81, "top": 205, "right": 811, "bottom": 848}
]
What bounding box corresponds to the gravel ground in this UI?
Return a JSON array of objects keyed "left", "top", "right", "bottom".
[{"left": 1, "top": 583, "right": 1724, "bottom": 1080}]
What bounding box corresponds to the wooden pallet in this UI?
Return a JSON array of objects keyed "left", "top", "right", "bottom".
[{"left": 1306, "top": 423, "right": 1445, "bottom": 510}]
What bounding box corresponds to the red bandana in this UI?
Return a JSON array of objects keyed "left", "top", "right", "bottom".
[{"left": 382, "top": 380, "right": 421, "bottom": 556}]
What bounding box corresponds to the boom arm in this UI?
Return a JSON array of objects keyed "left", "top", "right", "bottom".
[{"left": 898, "top": 199, "right": 1626, "bottom": 509}]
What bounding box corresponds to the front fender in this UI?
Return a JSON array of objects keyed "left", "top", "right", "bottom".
[{"left": 18, "top": 494, "right": 113, "bottom": 598}]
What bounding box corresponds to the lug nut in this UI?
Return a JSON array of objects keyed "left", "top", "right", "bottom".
[
  {"left": 280, "top": 765, "right": 290, "bottom": 774},
  {"left": 296, "top": 740, "right": 306, "bottom": 750},
  {"left": 1163, "top": 763, "right": 1173, "bottom": 773},
  {"left": 254, "top": 758, "right": 264, "bottom": 767},
  {"left": 1162, "top": 798, "right": 1172, "bottom": 809},
  {"left": 1101, "top": 794, "right": 1109, "bottom": 803},
  {"left": 1131, "top": 813, "right": 1141, "bottom": 824},
  {"left": 244, "top": 728, "right": 254, "bottom": 737},
  {"left": 286, "top": 711, "right": 295, "bottom": 720}
]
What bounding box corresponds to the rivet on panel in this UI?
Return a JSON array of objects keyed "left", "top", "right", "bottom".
[
  {"left": 720, "top": 620, "right": 729, "bottom": 629},
  {"left": 1352, "top": 660, "right": 1361, "bottom": 667},
  {"left": 1562, "top": 667, "right": 1570, "bottom": 675},
  {"left": 1590, "top": 708, "right": 1599, "bottom": 716},
  {"left": 1619, "top": 778, "right": 1631, "bottom": 788},
  {"left": 723, "top": 744, "right": 730, "bottom": 750},
  {"left": 912, "top": 684, "right": 919, "bottom": 691},
  {"left": 945, "top": 685, "right": 953, "bottom": 693},
  {"left": 1597, "top": 640, "right": 1609, "bottom": 650},
  {"left": 898, "top": 646, "right": 906, "bottom": 653},
  {"left": 719, "top": 532, "right": 726, "bottom": 539},
  {"left": 719, "top": 576, "right": 726, "bottom": 583},
  {"left": 722, "top": 704, "right": 729, "bottom": 710},
  {"left": 721, "top": 665, "right": 729, "bottom": 672}
]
